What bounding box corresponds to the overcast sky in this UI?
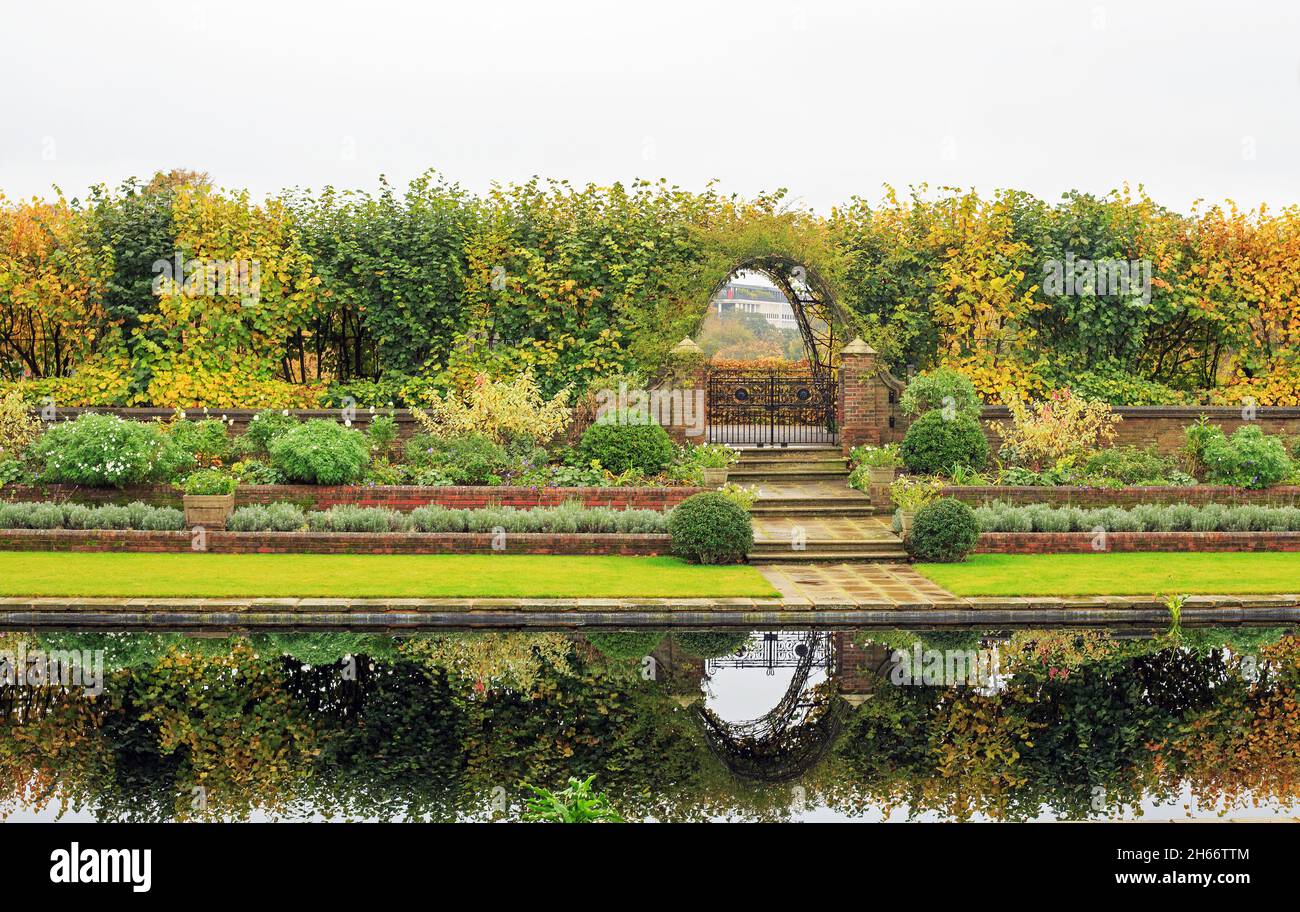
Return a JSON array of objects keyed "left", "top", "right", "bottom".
[{"left": 3, "top": 0, "right": 1297, "bottom": 213}]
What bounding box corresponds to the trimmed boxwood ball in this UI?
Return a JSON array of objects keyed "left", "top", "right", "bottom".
[
  {"left": 907, "top": 497, "right": 980, "bottom": 563},
  {"left": 668, "top": 491, "right": 753, "bottom": 564},
  {"left": 269, "top": 419, "right": 370, "bottom": 485},
  {"left": 900, "top": 409, "right": 989, "bottom": 475},
  {"left": 674, "top": 631, "right": 751, "bottom": 659},
  {"left": 578, "top": 419, "right": 675, "bottom": 475},
  {"left": 585, "top": 630, "right": 666, "bottom": 660}
]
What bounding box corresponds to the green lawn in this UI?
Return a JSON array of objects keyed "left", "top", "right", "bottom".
[
  {"left": 0, "top": 552, "right": 777, "bottom": 599},
  {"left": 917, "top": 552, "right": 1300, "bottom": 596}
]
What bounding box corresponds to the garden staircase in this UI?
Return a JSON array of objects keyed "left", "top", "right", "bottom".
[{"left": 731, "top": 447, "right": 908, "bottom": 564}]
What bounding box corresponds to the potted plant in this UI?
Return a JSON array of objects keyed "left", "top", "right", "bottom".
[
  {"left": 889, "top": 474, "right": 942, "bottom": 539},
  {"left": 180, "top": 469, "right": 238, "bottom": 528},
  {"left": 693, "top": 443, "right": 739, "bottom": 486},
  {"left": 850, "top": 443, "right": 902, "bottom": 486}
]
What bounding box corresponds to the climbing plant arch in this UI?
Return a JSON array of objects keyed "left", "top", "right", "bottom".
[{"left": 701, "top": 255, "right": 853, "bottom": 375}]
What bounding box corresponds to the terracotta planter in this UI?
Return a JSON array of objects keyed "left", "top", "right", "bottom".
[
  {"left": 701, "top": 467, "right": 729, "bottom": 486},
  {"left": 183, "top": 494, "right": 235, "bottom": 529},
  {"left": 868, "top": 465, "right": 897, "bottom": 485}
]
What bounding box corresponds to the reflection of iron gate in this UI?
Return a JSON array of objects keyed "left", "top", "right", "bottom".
[{"left": 706, "top": 369, "right": 838, "bottom": 446}]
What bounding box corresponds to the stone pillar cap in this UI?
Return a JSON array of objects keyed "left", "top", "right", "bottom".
[
  {"left": 841, "top": 337, "right": 877, "bottom": 355},
  {"left": 671, "top": 336, "right": 703, "bottom": 355}
]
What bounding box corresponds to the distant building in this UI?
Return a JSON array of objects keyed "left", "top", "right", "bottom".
[{"left": 711, "top": 282, "right": 798, "bottom": 331}]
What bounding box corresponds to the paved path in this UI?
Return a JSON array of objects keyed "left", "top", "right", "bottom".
[{"left": 755, "top": 562, "right": 959, "bottom": 605}]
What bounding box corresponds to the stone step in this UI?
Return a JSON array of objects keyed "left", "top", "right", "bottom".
[
  {"left": 730, "top": 468, "right": 849, "bottom": 483},
  {"left": 751, "top": 496, "right": 876, "bottom": 510},
  {"left": 750, "top": 549, "right": 909, "bottom": 564},
  {"left": 734, "top": 446, "right": 842, "bottom": 462},
  {"left": 732, "top": 457, "right": 848, "bottom": 470},
  {"left": 751, "top": 538, "right": 901, "bottom": 553},
  {"left": 751, "top": 505, "right": 884, "bottom": 518}
]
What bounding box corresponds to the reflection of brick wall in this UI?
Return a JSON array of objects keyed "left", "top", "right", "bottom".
[
  {"left": 1, "top": 484, "right": 702, "bottom": 511},
  {"left": 834, "top": 632, "right": 893, "bottom": 695},
  {"left": 976, "top": 531, "right": 1300, "bottom": 553},
  {"left": 0, "top": 529, "right": 670, "bottom": 555}
]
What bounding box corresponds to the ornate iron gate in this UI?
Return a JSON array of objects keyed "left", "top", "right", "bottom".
[{"left": 706, "top": 369, "right": 838, "bottom": 446}]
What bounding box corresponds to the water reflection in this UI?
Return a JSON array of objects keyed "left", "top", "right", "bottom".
[{"left": 1, "top": 626, "right": 1297, "bottom": 822}]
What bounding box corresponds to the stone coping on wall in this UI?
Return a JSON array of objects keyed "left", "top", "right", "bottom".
[
  {"left": 976, "top": 531, "right": 1300, "bottom": 554},
  {"left": 943, "top": 484, "right": 1300, "bottom": 506},
  {"left": 0, "top": 483, "right": 703, "bottom": 511},
  {"left": 978, "top": 405, "right": 1300, "bottom": 420},
  {"left": 0, "top": 529, "right": 670, "bottom": 556},
  {"left": 3, "top": 597, "right": 1298, "bottom": 629}
]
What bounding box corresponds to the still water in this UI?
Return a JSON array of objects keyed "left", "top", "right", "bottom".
[{"left": 2, "top": 626, "right": 1298, "bottom": 822}]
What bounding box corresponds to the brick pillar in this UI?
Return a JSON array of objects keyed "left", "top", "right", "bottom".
[{"left": 839, "top": 337, "right": 881, "bottom": 454}]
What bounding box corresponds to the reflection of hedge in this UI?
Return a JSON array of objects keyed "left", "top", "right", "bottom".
[
  {"left": 254, "top": 633, "right": 400, "bottom": 666},
  {"left": 585, "top": 630, "right": 665, "bottom": 660},
  {"left": 674, "top": 631, "right": 751, "bottom": 659},
  {"left": 8, "top": 629, "right": 1300, "bottom": 823}
]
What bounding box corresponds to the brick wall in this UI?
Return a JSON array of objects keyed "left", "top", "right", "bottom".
[
  {"left": 976, "top": 531, "right": 1300, "bottom": 553},
  {"left": 977, "top": 405, "right": 1300, "bottom": 455},
  {"left": 1, "top": 484, "right": 702, "bottom": 511},
  {"left": 943, "top": 485, "right": 1300, "bottom": 507},
  {"left": 0, "top": 528, "right": 670, "bottom": 555}
]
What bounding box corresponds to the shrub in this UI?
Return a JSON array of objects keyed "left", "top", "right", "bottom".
[
  {"left": 899, "top": 410, "right": 989, "bottom": 475},
  {"left": 996, "top": 389, "right": 1120, "bottom": 470},
  {"left": 667, "top": 491, "right": 753, "bottom": 564},
  {"left": 1200, "top": 425, "right": 1293, "bottom": 489},
  {"left": 906, "top": 498, "right": 979, "bottom": 562},
  {"left": 0, "top": 500, "right": 182, "bottom": 531},
  {"left": 180, "top": 469, "right": 237, "bottom": 496},
  {"left": 268, "top": 420, "right": 369, "bottom": 485},
  {"left": 228, "top": 503, "right": 308, "bottom": 532},
  {"left": 405, "top": 433, "right": 509, "bottom": 485},
  {"left": 307, "top": 505, "right": 412, "bottom": 533},
  {"left": 411, "top": 369, "right": 571, "bottom": 446},
  {"left": 674, "top": 631, "right": 751, "bottom": 659},
  {"left": 579, "top": 420, "right": 675, "bottom": 475},
  {"left": 244, "top": 410, "right": 300, "bottom": 453},
  {"left": 30, "top": 413, "right": 176, "bottom": 486},
  {"left": 167, "top": 418, "right": 230, "bottom": 467},
  {"left": 584, "top": 630, "right": 665, "bottom": 661},
  {"left": 899, "top": 367, "right": 981, "bottom": 420},
  {"left": 0, "top": 389, "right": 40, "bottom": 462},
  {"left": 366, "top": 415, "right": 399, "bottom": 453},
  {"left": 1081, "top": 446, "right": 1190, "bottom": 487}
]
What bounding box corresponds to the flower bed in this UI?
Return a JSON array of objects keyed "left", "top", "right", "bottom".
[
  {"left": 942, "top": 485, "right": 1300, "bottom": 507},
  {"left": 0, "top": 483, "right": 704, "bottom": 511},
  {"left": 0, "top": 528, "right": 670, "bottom": 556}
]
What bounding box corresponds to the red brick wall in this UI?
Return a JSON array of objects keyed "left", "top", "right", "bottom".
[
  {"left": 1, "top": 484, "right": 702, "bottom": 511},
  {"left": 976, "top": 531, "right": 1300, "bottom": 553},
  {"left": 0, "top": 528, "right": 670, "bottom": 555},
  {"left": 977, "top": 406, "right": 1300, "bottom": 455},
  {"left": 944, "top": 485, "right": 1300, "bottom": 506}
]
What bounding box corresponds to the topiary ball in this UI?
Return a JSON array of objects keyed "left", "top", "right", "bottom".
[
  {"left": 585, "top": 630, "right": 666, "bottom": 660},
  {"left": 668, "top": 491, "right": 753, "bottom": 564},
  {"left": 900, "top": 410, "right": 989, "bottom": 475},
  {"left": 907, "top": 497, "right": 980, "bottom": 563},
  {"left": 578, "top": 419, "right": 675, "bottom": 475},
  {"left": 674, "top": 631, "right": 752, "bottom": 659}
]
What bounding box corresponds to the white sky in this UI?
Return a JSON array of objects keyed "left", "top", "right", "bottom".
[{"left": 2, "top": 0, "right": 1298, "bottom": 214}]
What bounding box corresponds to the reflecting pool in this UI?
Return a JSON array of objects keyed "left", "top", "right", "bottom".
[{"left": 2, "top": 626, "right": 1298, "bottom": 822}]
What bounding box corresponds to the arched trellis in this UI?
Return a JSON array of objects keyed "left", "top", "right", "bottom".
[
  {"left": 694, "top": 630, "right": 846, "bottom": 783},
  {"left": 702, "top": 255, "right": 853, "bottom": 377}
]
